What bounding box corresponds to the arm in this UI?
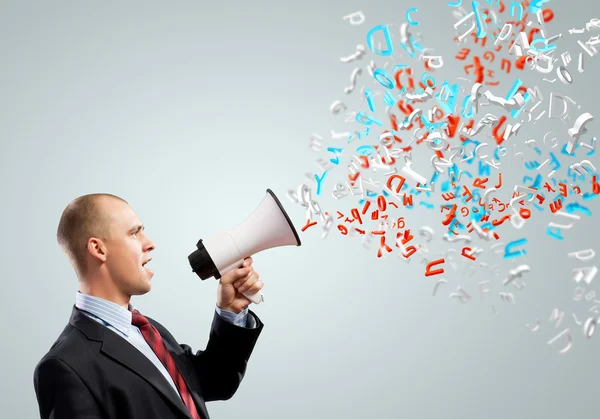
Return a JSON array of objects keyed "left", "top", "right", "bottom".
[
  {"left": 33, "top": 357, "right": 103, "bottom": 419},
  {"left": 171, "top": 256, "right": 262, "bottom": 401},
  {"left": 179, "top": 308, "right": 262, "bottom": 402}
]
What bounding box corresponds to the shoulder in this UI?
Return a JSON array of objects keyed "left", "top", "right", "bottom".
[
  {"left": 34, "top": 323, "right": 92, "bottom": 373},
  {"left": 34, "top": 325, "right": 79, "bottom": 375}
]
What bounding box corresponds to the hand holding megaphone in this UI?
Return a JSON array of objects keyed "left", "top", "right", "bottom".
[{"left": 188, "top": 189, "right": 301, "bottom": 304}]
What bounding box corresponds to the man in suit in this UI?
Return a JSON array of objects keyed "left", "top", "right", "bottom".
[{"left": 33, "top": 193, "right": 265, "bottom": 419}]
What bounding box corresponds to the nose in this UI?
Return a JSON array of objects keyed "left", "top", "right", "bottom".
[{"left": 145, "top": 236, "right": 156, "bottom": 252}]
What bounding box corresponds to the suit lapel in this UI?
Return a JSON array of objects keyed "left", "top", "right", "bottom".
[{"left": 69, "top": 306, "right": 194, "bottom": 419}]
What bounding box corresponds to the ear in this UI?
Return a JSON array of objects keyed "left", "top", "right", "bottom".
[{"left": 87, "top": 238, "right": 108, "bottom": 263}]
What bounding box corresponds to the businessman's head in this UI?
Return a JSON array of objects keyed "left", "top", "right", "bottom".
[{"left": 57, "top": 193, "right": 156, "bottom": 306}]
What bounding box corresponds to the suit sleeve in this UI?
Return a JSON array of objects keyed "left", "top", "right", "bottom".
[
  {"left": 34, "top": 357, "right": 103, "bottom": 419},
  {"left": 215, "top": 305, "right": 257, "bottom": 328},
  {"left": 180, "top": 310, "right": 263, "bottom": 402}
]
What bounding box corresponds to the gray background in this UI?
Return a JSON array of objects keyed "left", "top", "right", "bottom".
[{"left": 1, "top": 1, "right": 599, "bottom": 418}]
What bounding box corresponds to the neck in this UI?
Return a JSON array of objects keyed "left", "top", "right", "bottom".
[{"left": 79, "top": 282, "right": 130, "bottom": 309}]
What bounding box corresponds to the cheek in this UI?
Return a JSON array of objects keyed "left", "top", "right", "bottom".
[
  {"left": 120, "top": 253, "right": 142, "bottom": 276},
  {"left": 126, "top": 245, "right": 142, "bottom": 268}
]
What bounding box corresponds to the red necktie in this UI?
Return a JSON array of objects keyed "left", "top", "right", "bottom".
[{"left": 130, "top": 309, "right": 201, "bottom": 419}]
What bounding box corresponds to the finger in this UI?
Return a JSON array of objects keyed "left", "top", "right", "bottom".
[
  {"left": 233, "top": 269, "right": 253, "bottom": 288},
  {"left": 237, "top": 272, "right": 260, "bottom": 294},
  {"left": 241, "top": 266, "right": 254, "bottom": 278},
  {"left": 234, "top": 271, "right": 256, "bottom": 290},
  {"left": 248, "top": 280, "right": 263, "bottom": 293},
  {"left": 240, "top": 280, "right": 263, "bottom": 296},
  {"left": 242, "top": 256, "right": 253, "bottom": 267},
  {"left": 227, "top": 266, "right": 251, "bottom": 284}
]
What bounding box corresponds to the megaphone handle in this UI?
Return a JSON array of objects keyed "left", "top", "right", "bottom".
[{"left": 242, "top": 289, "right": 264, "bottom": 304}]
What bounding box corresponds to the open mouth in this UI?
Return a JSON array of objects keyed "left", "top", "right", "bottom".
[{"left": 142, "top": 259, "right": 153, "bottom": 273}]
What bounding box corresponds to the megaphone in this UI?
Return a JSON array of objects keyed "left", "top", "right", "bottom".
[{"left": 188, "top": 188, "right": 301, "bottom": 304}]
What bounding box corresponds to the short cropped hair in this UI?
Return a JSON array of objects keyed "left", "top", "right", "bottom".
[{"left": 57, "top": 193, "right": 128, "bottom": 280}]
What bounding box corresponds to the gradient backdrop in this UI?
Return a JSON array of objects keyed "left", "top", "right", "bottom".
[{"left": 1, "top": 1, "right": 599, "bottom": 418}]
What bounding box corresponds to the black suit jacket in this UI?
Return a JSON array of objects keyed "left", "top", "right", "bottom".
[{"left": 33, "top": 305, "right": 264, "bottom": 419}]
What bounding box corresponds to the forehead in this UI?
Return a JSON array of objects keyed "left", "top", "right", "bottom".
[{"left": 103, "top": 199, "right": 141, "bottom": 231}]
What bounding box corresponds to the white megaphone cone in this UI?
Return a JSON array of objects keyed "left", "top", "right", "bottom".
[{"left": 188, "top": 188, "right": 301, "bottom": 304}]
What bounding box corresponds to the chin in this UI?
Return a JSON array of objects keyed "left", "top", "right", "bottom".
[
  {"left": 134, "top": 286, "right": 151, "bottom": 296},
  {"left": 134, "top": 279, "right": 152, "bottom": 295}
]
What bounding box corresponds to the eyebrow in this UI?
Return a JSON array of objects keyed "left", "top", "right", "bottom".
[{"left": 129, "top": 224, "right": 145, "bottom": 234}]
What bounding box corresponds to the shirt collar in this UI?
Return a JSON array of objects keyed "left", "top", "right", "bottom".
[{"left": 75, "top": 291, "right": 137, "bottom": 336}]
